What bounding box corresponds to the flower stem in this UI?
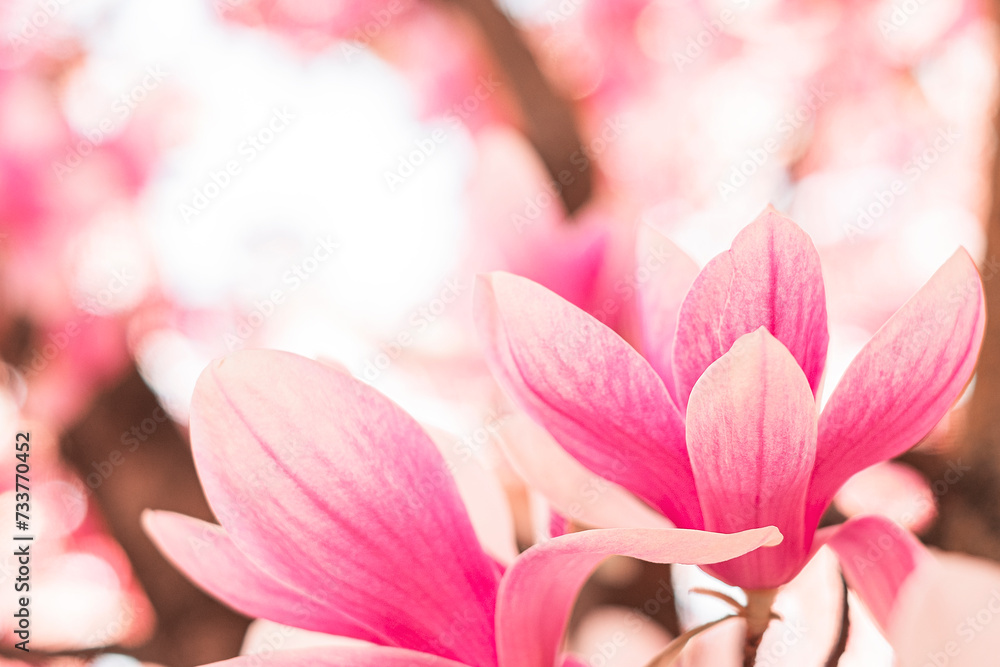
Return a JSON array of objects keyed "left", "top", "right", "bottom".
[{"left": 742, "top": 589, "right": 778, "bottom": 667}]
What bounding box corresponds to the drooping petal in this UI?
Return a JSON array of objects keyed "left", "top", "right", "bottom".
[
  {"left": 495, "top": 526, "right": 782, "bottom": 667},
  {"left": 203, "top": 646, "right": 473, "bottom": 667},
  {"left": 636, "top": 225, "right": 700, "bottom": 405},
  {"left": 143, "top": 510, "right": 382, "bottom": 641},
  {"left": 825, "top": 515, "right": 928, "bottom": 633},
  {"left": 475, "top": 272, "right": 700, "bottom": 528},
  {"left": 191, "top": 350, "right": 501, "bottom": 667},
  {"left": 499, "top": 414, "right": 673, "bottom": 530},
  {"left": 807, "top": 249, "right": 985, "bottom": 529},
  {"left": 686, "top": 329, "right": 817, "bottom": 589},
  {"left": 672, "top": 207, "right": 828, "bottom": 409}
]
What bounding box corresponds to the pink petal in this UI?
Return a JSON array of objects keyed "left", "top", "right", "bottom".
[
  {"left": 191, "top": 350, "right": 501, "bottom": 667},
  {"left": 889, "top": 552, "right": 1000, "bottom": 666},
  {"left": 475, "top": 272, "right": 700, "bottom": 528},
  {"left": 143, "top": 510, "right": 382, "bottom": 641},
  {"left": 686, "top": 329, "right": 817, "bottom": 589},
  {"left": 203, "top": 646, "right": 473, "bottom": 667},
  {"left": 833, "top": 462, "right": 936, "bottom": 533},
  {"left": 825, "top": 515, "right": 928, "bottom": 633},
  {"left": 672, "top": 207, "right": 828, "bottom": 410},
  {"left": 636, "top": 225, "right": 701, "bottom": 406},
  {"left": 495, "top": 526, "right": 782, "bottom": 667},
  {"left": 499, "top": 414, "right": 673, "bottom": 530},
  {"left": 808, "top": 249, "right": 985, "bottom": 529},
  {"left": 424, "top": 424, "right": 519, "bottom": 565}
]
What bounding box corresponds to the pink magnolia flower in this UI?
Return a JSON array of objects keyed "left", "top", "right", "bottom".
[
  {"left": 143, "top": 349, "right": 779, "bottom": 667},
  {"left": 474, "top": 207, "right": 984, "bottom": 592}
]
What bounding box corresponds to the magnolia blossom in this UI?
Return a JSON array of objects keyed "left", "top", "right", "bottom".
[
  {"left": 144, "top": 349, "right": 779, "bottom": 667},
  {"left": 474, "top": 207, "right": 984, "bottom": 593}
]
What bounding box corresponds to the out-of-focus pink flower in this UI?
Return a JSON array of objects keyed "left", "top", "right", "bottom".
[
  {"left": 465, "top": 127, "right": 610, "bottom": 313},
  {"left": 474, "top": 206, "right": 984, "bottom": 591},
  {"left": 828, "top": 514, "right": 1000, "bottom": 666},
  {"left": 215, "top": 0, "right": 416, "bottom": 46},
  {"left": 144, "top": 349, "right": 779, "bottom": 667}
]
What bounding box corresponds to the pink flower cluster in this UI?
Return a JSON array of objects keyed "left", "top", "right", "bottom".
[{"left": 147, "top": 207, "right": 986, "bottom": 665}]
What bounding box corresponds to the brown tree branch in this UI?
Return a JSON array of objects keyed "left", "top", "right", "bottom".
[
  {"left": 437, "top": 0, "right": 593, "bottom": 214},
  {"left": 60, "top": 364, "right": 250, "bottom": 666},
  {"left": 902, "top": 61, "right": 1000, "bottom": 561}
]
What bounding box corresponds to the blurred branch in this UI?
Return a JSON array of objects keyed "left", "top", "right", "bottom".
[
  {"left": 899, "top": 48, "right": 1000, "bottom": 561},
  {"left": 823, "top": 575, "right": 849, "bottom": 667},
  {"left": 60, "top": 363, "right": 250, "bottom": 666},
  {"left": 438, "top": 0, "right": 593, "bottom": 214}
]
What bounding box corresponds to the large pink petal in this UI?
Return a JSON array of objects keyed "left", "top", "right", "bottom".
[
  {"left": 686, "top": 329, "right": 817, "bottom": 589},
  {"left": 475, "top": 272, "right": 699, "bottom": 528},
  {"left": 495, "top": 526, "right": 782, "bottom": 667},
  {"left": 143, "top": 510, "right": 382, "bottom": 641},
  {"left": 204, "top": 646, "right": 473, "bottom": 667},
  {"left": 636, "top": 225, "right": 700, "bottom": 406},
  {"left": 191, "top": 350, "right": 501, "bottom": 667},
  {"left": 825, "top": 515, "right": 928, "bottom": 633},
  {"left": 672, "top": 207, "right": 828, "bottom": 410},
  {"left": 808, "top": 249, "right": 985, "bottom": 529}
]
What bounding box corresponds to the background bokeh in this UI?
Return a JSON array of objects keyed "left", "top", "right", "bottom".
[{"left": 0, "top": 0, "right": 997, "bottom": 664}]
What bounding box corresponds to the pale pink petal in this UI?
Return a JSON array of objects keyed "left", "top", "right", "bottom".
[
  {"left": 499, "top": 415, "right": 673, "bottom": 530},
  {"left": 241, "top": 619, "right": 362, "bottom": 654},
  {"left": 142, "top": 510, "right": 381, "bottom": 641},
  {"left": 672, "top": 208, "right": 828, "bottom": 409},
  {"left": 636, "top": 225, "right": 700, "bottom": 406},
  {"left": 889, "top": 552, "right": 1000, "bottom": 667},
  {"left": 825, "top": 516, "right": 928, "bottom": 634},
  {"left": 191, "top": 350, "right": 500, "bottom": 667},
  {"left": 834, "top": 462, "right": 936, "bottom": 533},
  {"left": 495, "top": 526, "right": 782, "bottom": 667},
  {"left": 424, "top": 424, "right": 519, "bottom": 565},
  {"left": 567, "top": 606, "right": 673, "bottom": 667},
  {"left": 203, "top": 646, "right": 473, "bottom": 667},
  {"left": 475, "top": 272, "right": 699, "bottom": 528},
  {"left": 808, "top": 249, "right": 985, "bottom": 529},
  {"left": 686, "top": 329, "right": 817, "bottom": 589}
]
